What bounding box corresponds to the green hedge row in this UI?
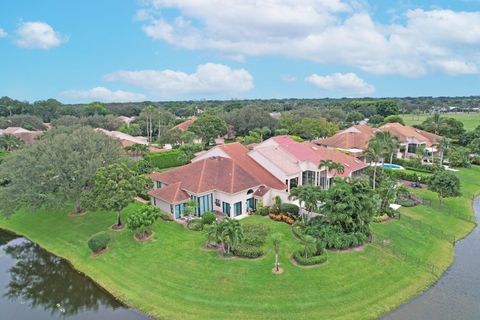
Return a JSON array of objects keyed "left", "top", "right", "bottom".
[
  {"left": 233, "top": 243, "right": 265, "bottom": 258},
  {"left": 292, "top": 250, "right": 328, "bottom": 266},
  {"left": 392, "top": 158, "right": 436, "bottom": 173},
  {"left": 144, "top": 149, "right": 187, "bottom": 169},
  {"left": 385, "top": 168, "right": 432, "bottom": 183}
]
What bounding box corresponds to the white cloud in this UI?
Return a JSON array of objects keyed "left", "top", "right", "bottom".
[
  {"left": 306, "top": 72, "right": 375, "bottom": 95},
  {"left": 60, "top": 87, "right": 146, "bottom": 102},
  {"left": 15, "top": 21, "right": 66, "bottom": 49},
  {"left": 104, "top": 63, "right": 254, "bottom": 97},
  {"left": 138, "top": 1, "right": 480, "bottom": 76},
  {"left": 0, "top": 28, "right": 7, "bottom": 38},
  {"left": 281, "top": 74, "right": 297, "bottom": 82}
]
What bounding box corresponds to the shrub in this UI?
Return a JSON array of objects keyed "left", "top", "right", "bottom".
[
  {"left": 256, "top": 206, "right": 270, "bottom": 216},
  {"left": 385, "top": 168, "right": 431, "bottom": 183},
  {"left": 233, "top": 243, "right": 265, "bottom": 258},
  {"left": 159, "top": 211, "right": 174, "bottom": 221},
  {"left": 396, "top": 197, "right": 416, "bottom": 207},
  {"left": 292, "top": 250, "right": 327, "bottom": 266},
  {"left": 304, "top": 223, "right": 369, "bottom": 250},
  {"left": 188, "top": 218, "right": 204, "bottom": 231},
  {"left": 373, "top": 214, "right": 389, "bottom": 223},
  {"left": 144, "top": 149, "right": 187, "bottom": 169},
  {"left": 87, "top": 232, "right": 111, "bottom": 253},
  {"left": 243, "top": 223, "right": 270, "bottom": 246},
  {"left": 280, "top": 203, "right": 299, "bottom": 217},
  {"left": 201, "top": 211, "right": 216, "bottom": 225}
]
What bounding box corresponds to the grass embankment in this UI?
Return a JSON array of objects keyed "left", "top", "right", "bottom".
[
  {"left": 403, "top": 112, "right": 480, "bottom": 131},
  {"left": 1, "top": 167, "right": 479, "bottom": 319}
]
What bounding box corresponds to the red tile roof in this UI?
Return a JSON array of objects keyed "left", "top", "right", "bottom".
[
  {"left": 302, "top": 142, "right": 368, "bottom": 177},
  {"left": 173, "top": 117, "right": 197, "bottom": 132},
  {"left": 150, "top": 156, "right": 265, "bottom": 195},
  {"left": 315, "top": 126, "right": 374, "bottom": 150},
  {"left": 271, "top": 135, "right": 323, "bottom": 163},
  {"left": 218, "top": 142, "right": 286, "bottom": 190},
  {"left": 148, "top": 182, "right": 190, "bottom": 204},
  {"left": 379, "top": 122, "right": 442, "bottom": 146}
]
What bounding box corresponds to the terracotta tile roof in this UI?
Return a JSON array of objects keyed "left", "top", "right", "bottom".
[
  {"left": 148, "top": 182, "right": 190, "bottom": 204},
  {"left": 315, "top": 126, "right": 374, "bottom": 150},
  {"left": 253, "top": 185, "right": 270, "bottom": 197},
  {"left": 1, "top": 127, "right": 43, "bottom": 144},
  {"left": 150, "top": 156, "right": 265, "bottom": 194},
  {"left": 173, "top": 117, "right": 197, "bottom": 132},
  {"left": 271, "top": 135, "right": 323, "bottom": 163},
  {"left": 379, "top": 122, "right": 441, "bottom": 146},
  {"left": 218, "top": 143, "right": 286, "bottom": 190},
  {"left": 302, "top": 142, "right": 368, "bottom": 177}
]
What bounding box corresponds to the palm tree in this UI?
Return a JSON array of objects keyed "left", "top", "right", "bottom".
[
  {"left": 319, "top": 160, "right": 344, "bottom": 188},
  {"left": 272, "top": 232, "right": 283, "bottom": 272},
  {"left": 126, "top": 143, "right": 148, "bottom": 160},
  {"left": 205, "top": 223, "right": 219, "bottom": 247},
  {"left": 383, "top": 132, "right": 400, "bottom": 164},
  {"left": 300, "top": 235, "right": 317, "bottom": 259},
  {"left": 438, "top": 138, "right": 450, "bottom": 166},
  {"left": 0, "top": 134, "right": 24, "bottom": 152},
  {"left": 219, "top": 218, "right": 244, "bottom": 255},
  {"left": 288, "top": 185, "right": 323, "bottom": 220},
  {"left": 365, "top": 139, "right": 384, "bottom": 190},
  {"left": 430, "top": 113, "right": 443, "bottom": 135},
  {"left": 143, "top": 105, "right": 156, "bottom": 144}
]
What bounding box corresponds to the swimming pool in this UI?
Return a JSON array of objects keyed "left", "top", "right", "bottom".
[{"left": 383, "top": 164, "right": 404, "bottom": 170}]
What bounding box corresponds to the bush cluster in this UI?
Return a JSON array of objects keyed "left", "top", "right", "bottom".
[
  {"left": 159, "top": 211, "right": 174, "bottom": 221},
  {"left": 233, "top": 243, "right": 265, "bottom": 259},
  {"left": 144, "top": 149, "right": 187, "bottom": 169},
  {"left": 385, "top": 168, "right": 432, "bottom": 184},
  {"left": 201, "top": 211, "right": 216, "bottom": 225},
  {"left": 87, "top": 232, "right": 112, "bottom": 253},
  {"left": 280, "top": 203, "right": 299, "bottom": 217},
  {"left": 305, "top": 223, "right": 369, "bottom": 250},
  {"left": 268, "top": 213, "right": 295, "bottom": 224},
  {"left": 392, "top": 158, "right": 436, "bottom": 173},
  {"left": 188, "top": 219, "right": 204, "bottom": 231},
  {"left": 292, "top": 250, "right": 327, "bottom": 266},
  {"left": 243, "top": 223, "right": 270, "bottom": 246},
  {"left": 373, "top": 214, "right": 389, "bottom": 223}
]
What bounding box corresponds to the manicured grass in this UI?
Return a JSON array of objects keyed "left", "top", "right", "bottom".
[
  {"left": 403, "top": 112, "right": 480, "bottom": 131},
  {"left": 1, "top": 167, "right": 479, "bottom": 319}
]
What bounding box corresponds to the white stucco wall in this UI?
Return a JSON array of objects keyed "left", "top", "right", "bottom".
[{"left": 192, "top": 147, "right": 230, "bottom": 162}]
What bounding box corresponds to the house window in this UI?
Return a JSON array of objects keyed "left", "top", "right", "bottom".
[
  {"left": 174, "top": 204, "right": 185, "bottom": 219},
  {"left": 156, "top": 181, "right": 162, "bottom": 188},
  {"left": 302, "top": 171, "right": 316, "bottom": 185},
  {"left": 222, "top": 202, "right": 231, "bottom": 216},
  {"left": 170, "top": 205, "right": 173, "bottom": 214},
  {"left": 194, "top": 193, "right": 213, "bottom": 216},
  {"left": 407, "top": 144, "right": 417, "bottom": 154},
  {"left": 290, "top": 177, "right": 298, "bottom": 189},
  {"left": 153, "top": 198, "right": 157, "bottom": 206},
  {"left": 215, "top": 199, "right": 221, "bottom": 207},
  {"left": 234, "top": 201, "right": 242, "bottom": 217}
]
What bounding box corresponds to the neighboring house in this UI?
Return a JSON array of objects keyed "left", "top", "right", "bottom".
[
  {"left": 378, "top": 123, "right": 442, "bottom": 158},
  {"left": 0, "top": 127, "right": 43, "bottom": 144},
  {"left": 149, "top": 146, "right": 286, "bottom": 220},
  {"left": 173, "top": 117, "right": 197, "bottom": 132},
  {"left": 94, "top": 128, "right": 148, "bottom": 146},
  {"left": 314, "top": 124, "right": 376, "bottom": 158},
  {"left": 117, "top": 116, "right": 135, "bottom": 124},
  {"left": 316, "top": 123, "right": 441, "bottom": 160}
]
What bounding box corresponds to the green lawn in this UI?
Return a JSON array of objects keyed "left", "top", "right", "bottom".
[
  {"left": 403, "top": 112, "right": 480, "bottom": 131},
  {"left": 1, "top": 167, "right": 479, "bottom": 319}
]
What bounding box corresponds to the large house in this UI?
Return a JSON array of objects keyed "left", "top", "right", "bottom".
[
  {"left": 149, "top": 136, "right": 367, "bottom": 220},
  {"left": 316, "top": 123, "right": 442, "bottom": 159},
  {"left": 0, "top": 127, "right": 43, "bottom": 144}
]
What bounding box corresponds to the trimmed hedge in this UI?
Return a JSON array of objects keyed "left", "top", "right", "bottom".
[
  {"left": 202, "top": 212, "right": 216, "bottom": 225},
  {"left": 144, "top": 149, "right": 187, "bottom": 169},
  {"left": 280, "top": 203, "right": 300, "bottom": 217},
  {"left": 233, "top": 243, "right": 265, "bottom": 258},
  {"left": 385, "top": 168, "right": 432, "bottom": 183},
  {"left": 392, "top": 158, "right": 436, "bottom": 173},
  {"left": 159, "top": 211, "right": 174, "bottom": 221},
  {"left": 292, "top": 250, "right": 327, "bottom": 266},
  {"left": 87, "top": 232, "right": 112, "bottom": 253}
]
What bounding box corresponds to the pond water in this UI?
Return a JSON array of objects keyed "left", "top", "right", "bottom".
[
  {"left": 383, "top": 197, "right": 480, "bottom": 320},
  {"left": 0, "top": 230, "right": 149, "bottom": 320}
]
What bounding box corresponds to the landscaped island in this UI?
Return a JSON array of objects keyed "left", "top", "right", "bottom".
[{"left": 1, "top": 167, "right": 478, "bottom": 319}]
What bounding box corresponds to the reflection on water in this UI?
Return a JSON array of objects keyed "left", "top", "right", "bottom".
[
  {"left": 0, "top": 230, "right": 149, "bottom": 320},
  {"left": 383, "top": 197, "right": 480, "bottom": 320}
]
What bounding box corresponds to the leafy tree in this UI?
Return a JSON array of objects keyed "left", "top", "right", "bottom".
[
  {"left": 383, "top": 115, "right": 405, "bottom": 125},
  {"left": 222, "top": 105, "right": 275, "bottom": 135},
  {"left": 272, "top": 232, "right": 283, "bottom": 272},
  {"left": 345, "top": 111, "right": 364, "bottom": 124},
  {"left": 125, "top": 143, "right": 148, "bottom": 160},
  {"left": 274, "top": 128, "right": 289, "bottom": 136},
  {"left": 126, "top": 206, "right": 160, "bottom": 239},
  {"left": 205, "top": 223, "right": 220, "bottom": 246},
  {"left": 188, "top": 114, "right": 227, "bottom": 147},
  {"left": 118, "top": 123, "right": 142, "bottom": 136},
  {"left": 242, "top": 131, "right": 262, "bottom": 145},
  {"left": 447, "top": 147, "right": 471, "bottom": 168},
  {"left": 468, "top": 138, "right": 480, "bottom": 154},
  {"left": 376, "top": 100, "right": 399, "bottom": 117},
  {"left": 159, "top": 128, "right": 183, "bottom": 147},
  {"left": 218, "top": 218, "right": 244, "bottom": 255},
  {"left": 428, "top": 170, "right": 461, "bottom": 205},
  {"left": 438, "top": 138, "right": 451, "bottom": 165},
  {"left": 368, "top": 115, "right": 384, "bottom": 125},
  {"left": 290, "top": 118, "right": 337, "bottom": 140},
  {"left": 84, "top": 102, "right": 108, "bottom": 116},
  {"left": 87, "top": 163, "right": 146, "bottom": 228},
  {"left": 0, "top": 127, "right": 124, "bottom": 216},
  {"left": 0, "top": 114, "right": 46, "bottom": 130},
  {"left": 0, "top": 134, "right": 24, "bottom": 152}
]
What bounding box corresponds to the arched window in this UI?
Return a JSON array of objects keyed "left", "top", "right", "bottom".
[{"left": 247, "top": 189, "right": 254, "bottom": 195}]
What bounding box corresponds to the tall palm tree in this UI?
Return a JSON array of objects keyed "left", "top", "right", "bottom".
[
  {"left": 126, "top": 143, "right": 148, "bottom": 160},
  {"left": 319, "top": 160, "right": 345, "bottom": 188},
  {"left": 288, "top": 185, "right": 323, "bottom": 220},
  {"left": 438, "top": 138, "right": 450, "bottom": 165},
  {"left": 365, "top": 139, "right": 383, "bottom": 190},
  {"left": 430, "top": 113, "right": 443, "bottom": 135},
  {"left": 384, "top": 133, "right": 400, "bottom": 164},
  {"left": 143, "top": 105, "right": 156, "bottom": 144},
  {"left": 0, "top": 134, "right": 24, "bottom": 152},
  {"left": 219, "top": 218, "right": 244, "bottom": 254}
]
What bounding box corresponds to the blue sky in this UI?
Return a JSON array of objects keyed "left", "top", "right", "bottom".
[{"left": 1, "top": 0, "right": 480, "bottom": 103}]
